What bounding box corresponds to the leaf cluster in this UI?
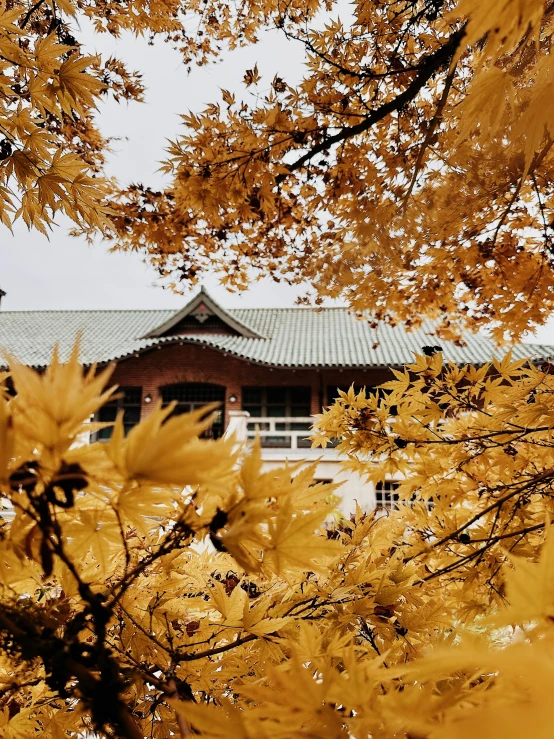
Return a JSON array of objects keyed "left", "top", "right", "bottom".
[
  {"left": 1, "top": 344, "right": 554, "bottom": 737},
  {"left": 104, "top": 0, "right": 554, "bottom": 341}
]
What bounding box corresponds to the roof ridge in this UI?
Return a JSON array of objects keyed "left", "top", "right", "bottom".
[
  {"left": 229, "top": 305, "right": 350, "bottom": 311},
  {"left": 0, "top": 305, "right": 365, "bottom": 315},
  {"left": 0, "top": 308, "right": 175, "bottom": 314}
]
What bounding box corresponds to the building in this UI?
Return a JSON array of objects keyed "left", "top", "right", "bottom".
[{"left": 1, "top": 287, "right": 552, "bottom": 512}]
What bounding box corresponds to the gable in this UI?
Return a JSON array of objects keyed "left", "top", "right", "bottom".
[
  {"left": 163, "top": 313, "right": 241, "bottom": 336},
  {"left": 142, "top": 287, "right": 263, "bottom": 340}
]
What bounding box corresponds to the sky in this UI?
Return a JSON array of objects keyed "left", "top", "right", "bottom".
[
  {"left": 2, "top": 19, "right": 309, "bottom": 313},
  {"left": 1, "top": 14, "right": 554, "bottom": 345}
]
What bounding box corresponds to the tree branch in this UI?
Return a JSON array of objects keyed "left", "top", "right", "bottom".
[
  {"left": 402, "top": 61, "right": 457, "bottom": 209},
  {"left": 175, "top": 633, "right": 258, "bottom": 662},
  {"left": 275, "top": 27, "right": 466, "bottom": 182},
  {"left": 19, "top": 0, "right": 46, "bottom": 29}
]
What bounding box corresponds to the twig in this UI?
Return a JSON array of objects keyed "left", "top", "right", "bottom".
[
  {"left": 402, "top": 61, "right": 457, "bottom": 210},
  {"left": 175, "top": 634, "right": 257, "bottom": 662},
  {"left": 168, "top": 679, "right": 192, "bottom": 738},
  {"left": 19, "top": 0, "right": 46, "bottom": 29}
]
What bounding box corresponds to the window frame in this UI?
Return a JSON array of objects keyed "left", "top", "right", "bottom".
[
  {"left": 374, "top": 480, "right": 434, "bottom": 512},
  {"left": 374, "top": 480, "right": 401, "bottom": 512},
  {"left": 159, "top": 382, "right": 226, "bottom": 439},
  {"left": 242, "top": 386, "right": 312, "bottom": 419},
  {"left": 242, "top": 386, "right": 312, "bottom": 448},
  {"left": 94, "top": 386, "right": 143, "bottom": 441}
]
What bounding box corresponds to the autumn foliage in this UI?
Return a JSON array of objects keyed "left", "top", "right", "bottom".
[
  {"left": 106, "top": 0, "right": 554, "bottom": 342},
  {"left": 3, "top": 344, "right": 554, "bottom": 737},
  {"left": 4, "top": 1, "right": 554, "bottom": 737},
  {"left": 3, "top": 0, "right": 554, "bottom": 338}
]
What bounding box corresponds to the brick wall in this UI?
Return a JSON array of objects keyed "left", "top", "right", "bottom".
[{"left": 108, "top": 342, "right": 393, "bottom": 421}]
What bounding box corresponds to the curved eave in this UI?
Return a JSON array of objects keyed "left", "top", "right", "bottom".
[
  {"left": 4, "top": 338, "right": 553, "bottom": 373},
  {"left": 96, "top": 336, "right": 390, "bottom": 369},
  {"left": 94, "top": 337, "right": 554, "bottom": 370}
]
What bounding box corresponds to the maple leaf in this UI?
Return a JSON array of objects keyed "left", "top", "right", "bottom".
[
  {"left": 263, "top": 498, "right": 342, "bottom": 575},
  {"left": 243, "top": 64, "right": 260, "bottom": 87},
  {"left": 107, "top": 402, "right": 237, "bottom": 487},
  {"left": 7, "top": 5, "right": 554, "bottom": 737},
  {"left": 171, "top": 699, "right": 265, "bottom": 739},
  {"left": 498, "top": 524, "right": 554, "bottom": 626},
  {"left": 56, "top": 55, "right": 106, "bottom": 115}
]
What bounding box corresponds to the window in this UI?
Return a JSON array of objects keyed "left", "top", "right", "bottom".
[
  {"left": 160, "top": 383, "right": 226, "bottom": 439},
  {"left": 327, "top": 384, "right": 397, "bottom": 421},
  {"left": 97, "top": 387, "right": 142, "bottom": 440},
  {"left": 375, "top": 481, "right": 434, "bottom": 512},
  {"left": 243, "top": 386, "right": 311, "bottom": 418},
  {"left": 327, "top": 384, "right": 364, "bottom": 408},
  {"left": 242, "top": 387, "right": 311, "bottom": 448},
  {"left": 375, "top": 480, "right": 400, "bottom": 511}
]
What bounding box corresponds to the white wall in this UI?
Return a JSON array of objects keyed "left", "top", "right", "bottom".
[{"left": 258, "top": 456, "right": 374, "bottom": 515}]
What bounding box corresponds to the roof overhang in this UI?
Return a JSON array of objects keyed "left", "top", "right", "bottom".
[{"left": 95, "top": 335, "right": 397, "bottom": 370}]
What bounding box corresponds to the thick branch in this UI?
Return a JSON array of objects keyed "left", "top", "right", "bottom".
[{"left": 276, "top": 26, "right": 466, "bottom": 182}]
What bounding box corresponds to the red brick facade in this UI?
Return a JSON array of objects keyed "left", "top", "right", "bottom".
[{"left": 109, "top": 342, "right": 392, "bottom": 422}]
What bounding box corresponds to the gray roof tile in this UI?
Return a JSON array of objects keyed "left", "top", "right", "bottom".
[{"left": 0, "top": 305, "right": 552, "bottom": 369}]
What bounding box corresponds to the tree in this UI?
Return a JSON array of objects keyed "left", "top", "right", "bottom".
[
  {"left": 3, "top": 344, "right": 554, "bottom": 738},
  {"left": 105, "top": 0, "right": 554, "bottom": 343},
  {"left": 5, "top": 2, "right": 554, "bottom": 737},
  {"left": 0, "top": 0, "right": 145, "bottom": 232},
  {"left": 5, "top": 0, "right": 554, "bottom": 340},
  {"left": 0, "top": 346, "right": 344, "bottom": 737}
]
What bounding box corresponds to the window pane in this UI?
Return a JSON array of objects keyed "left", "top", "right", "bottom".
[
  {"left": 162, "top": 383, "right": 224, "bottom": 404},
  {"left": 124, "top": 407, "right": 141, "bottom": 424},
  {"left": 173, "top": 403, "right": 193, "bottom": 415},
  {"left": 124, "top": 387, "right": 142, "bottom": 405},
  {"left": 242, "top": 387, "right": 262, "bottom": 405},
  {"left": 96, "top": 386, "right": 142, "bottom": 440},
  {"left": 98, "top": 406, "right": 118, "bottom": 423},
  {"left": 375, "top": 481, "right": 401, "bottom": 510},
  {"left": 267, "top": 388, "right": 286, "bottom": 405},
  {"left": 290, "top": 387, "right": 311, "bottom": 405},
  {"left": 267, "top": 406, "right": 286, "bottom": 417},
  {"left": 160, "top": 384, "right": 225, "bottom": 439},
  {"left": 243, "top": 404, "right": 262, "bottom": 418}
]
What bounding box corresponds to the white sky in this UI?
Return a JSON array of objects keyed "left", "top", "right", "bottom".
[
  {"left": 1, "top": 17, "right": 553, "bottom": 345},
  {"left": 2, "top": 22, "right": 309, "bottom": 312}
]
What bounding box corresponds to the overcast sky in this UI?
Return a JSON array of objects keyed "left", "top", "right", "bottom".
[
  {"left": 1, "top": 17, "right": 553, "bottom": 345},
  {"left": 2, "top": 20, "right": 310, "bottom": 313}
]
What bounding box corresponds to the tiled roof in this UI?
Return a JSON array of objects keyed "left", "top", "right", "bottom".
[{"left": 0, "top": 301, "right": 552, "bottom": 369}]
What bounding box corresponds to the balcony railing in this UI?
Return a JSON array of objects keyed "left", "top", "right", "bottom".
[{"left": 246, "top": 416, "right": 313, "bottom": 450}]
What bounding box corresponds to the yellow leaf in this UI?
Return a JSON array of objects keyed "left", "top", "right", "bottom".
[
  {"left": 264, "top": 499, "right": 341, "bottom": 575},
  {"left": 499, "top": 523, "right": 554, "bottom": 625}
]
